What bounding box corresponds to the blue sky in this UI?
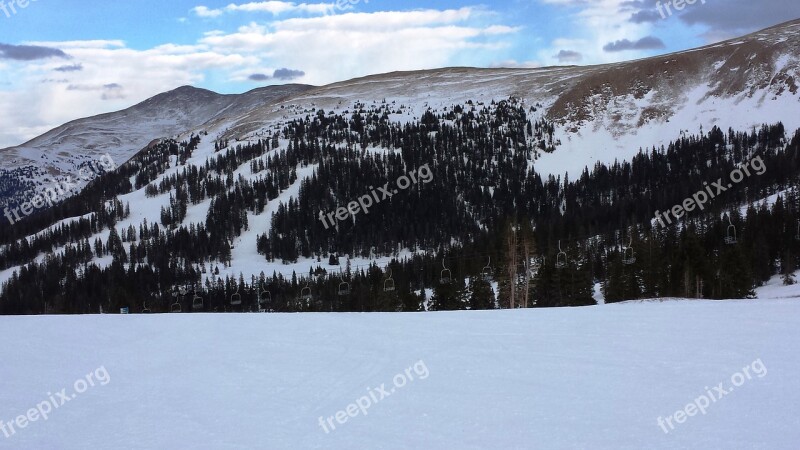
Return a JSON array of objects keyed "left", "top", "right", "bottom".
[{"left": 0, "top": 0, "right": 797, "bottom": 148}]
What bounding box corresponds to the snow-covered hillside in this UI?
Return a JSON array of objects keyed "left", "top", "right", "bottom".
[
  {"left": 1, "top": 286, "right": 798, "bottom": 449},
  {"left": 0, "top": 84, "right": 312, "bottom": 207},
  {"left": 2, "top": 20, "right": 799, "bottom": 205}
]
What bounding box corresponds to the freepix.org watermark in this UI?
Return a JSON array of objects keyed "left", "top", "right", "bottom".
[
  {"left": 656, "top": 0, "right": 705, "bottom": 20},
  {"left": 318, "top": 164, "right": 433, "bottom": 230},
  {"left": 318, "top": 360, "right": 430, "bottom": 434},
  {"left": 657, "top": 359, "right": 767, "bottom": 434},
  {"left": 334, "top": 0, "right": 369, "bottom": 12},
  {"left": 4, "top": 153, "right": 117, "bottom": 226},
  {"left": 1, "top": 366, "right": 111, "bottom": 439},
  {"left": 653, "top": 156, "right": 766, "bottom": 228},
  {"left": 0, "top": 0, "right": 38, "bottom": 19}
]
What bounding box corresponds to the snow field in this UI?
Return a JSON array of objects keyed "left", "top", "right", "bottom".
[{"left": 1, "top": 290, "right": 798, "bottom": 449}]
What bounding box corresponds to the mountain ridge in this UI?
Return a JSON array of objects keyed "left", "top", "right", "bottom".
[{"left": 1, "top": 19, "right": 799, "bottom": 207}]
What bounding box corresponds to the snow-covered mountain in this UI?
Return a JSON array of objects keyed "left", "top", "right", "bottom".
[
  {"left": 175, "top": 18, "right": 800, "bottom": 175},
  {"left": 2, "top": 19, "right": 799, "bottom": 206},
  {"left": 1, "top": 20, "right": 800, "bottom": 313},
  {"left": 0, "top": 84, "right": 313, "bottom": 206}
]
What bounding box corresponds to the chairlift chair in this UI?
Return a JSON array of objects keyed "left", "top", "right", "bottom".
[
  {"left": 258, "top": 286, "right": 271, "bottom": 312},
  {"left": 622, "top": 237, "right": 637, "bottom": 265},
  {"left": 555, "top": 240, "right": 568, "bottom": 269},
  {"left": 481, "top": 257, "right": 493, "bottom": 281},
  {"left": 440, "top": 260, "right": 452, "bottom": 284},
  {"left": 231, "top": 288, "right": 242, "bottom": 306},
  {"left": 300, "top": 285, "right": 313, "bottom": 301},
  {"left": 384, "top": 268, "right": 396, "bottom": 292},
  {"left": 142, "top": 301, "right": 151, "bottom": 314},
  {"left": 300, "top": 274, "right": 313, "bottom": 301},
  {"left": 170, "top": 289, "right": 182, "bottom": 313},
  {"left": 338, "top": 270, "right": 351, "bottom": 296},
  {"left": 724, "top": 216, "right": 738, "bottom": 245},
  {"left": 725, "top": 226, "right": 738, "bottom": 245},
  {"left": 192, "top": 288, "right": 204, "bottom": 311}
]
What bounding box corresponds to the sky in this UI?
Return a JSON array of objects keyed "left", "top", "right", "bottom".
[{"left": 0, "top": 0, "right": 798, "bottom": 149}]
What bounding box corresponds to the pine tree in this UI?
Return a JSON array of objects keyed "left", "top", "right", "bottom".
[{"left": 468, "top": 276, "right": 495, "bottom": 310}]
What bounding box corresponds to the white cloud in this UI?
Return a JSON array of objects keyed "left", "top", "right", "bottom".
[
  {"left": 200, "top": 9, "right": 518, "bottom": 85},
  {"left": 535, "top": 0, "right": 658, "bottom": 66},
  {"left": 192, "top": 1, "right": 334, "bottom": 18},
  {"left": 192, "top": 6, "right": 224, "bottom": 18}
]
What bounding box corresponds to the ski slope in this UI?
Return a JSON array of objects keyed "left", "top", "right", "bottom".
[{"left": 1, "top": 287, "right": 798, "bottom": 449}]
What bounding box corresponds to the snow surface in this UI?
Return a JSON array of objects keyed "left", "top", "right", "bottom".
[{"left": 1, "top": 283, "right": 798, "bottom": 449}]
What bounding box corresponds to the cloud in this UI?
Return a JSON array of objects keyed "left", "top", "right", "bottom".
[
  {"left": 603, "top": 36, "right": 665, "bottom": 52},
  {"left": 54, "top": 63, "right": 83, "bottom": 72},
  {"left": 554, "top": 50, "right": 582, "bottom": 63},
  {"left": 102, "top": 84, "right": 125, "bottom": 100},
  {"left": 0, "top": 43, "right": 69, "bottom": 61},
  {"left": 534, "top": 0, "right": 659, "bottom": 66},
  {"left": 247, "top": 68, "right": 305, "bottom": 81},
  {"left": 623, "top": 0, "right": 800, "bottom": 40},
  {"left": 192, "top": 1, "right": 333, "bottom": 18},
  {"left": 628, "top": 9, "right": 661, "bottom": 23},
  {"left": 200, "top": 8, "right": 517, "bottom": 84},
  {"left": 65, "top": 83, "right": 125, "bottom": 100},
  {"left": 273, "top": 68, "right": 305, "bottom": 80},
  {"left": 679, "top": 0, "right": 800, "bottom": 38}
]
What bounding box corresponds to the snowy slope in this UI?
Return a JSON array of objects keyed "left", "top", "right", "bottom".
[
  {"left": 223, "top": 20, "right": 800, "bottom": 178},
  {"left": 0, "top": 84, "right": 312, "bottom": 207},
  {"left": 3, "top": 20, "right": 799, "bottom": 208},
  {"left": 0, "top": 292, "right": 798, "bottom": 449}
]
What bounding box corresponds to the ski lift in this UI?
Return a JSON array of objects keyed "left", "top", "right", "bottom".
[
  {"left": 231, "top": 288, "right": 242, "bottom": 306},
  {"left": 142, "top": 301, "right": 151, "bottom": 314},
  {"left": 192, "top": 288, "right": 204, "bottom": 311},
  {"left": 300, "top": 273, "right": 313, "bottom": 301},
  {"left": 440, "top": 259, "right": 452, "bottom": 284},
  {"left": 338, "top": 271, "right": 351, "bottom": 296},
  {"left": 169, "top": 289, "right": 183, "bottom": 312},
  {"left": 622, "top": 236, "right": 636, "bottom": 265},
  {"left": 300, "top": 285, "right": 312, "bottom": 301},
  {"left": 724, "top": 216, "right": 738, "bottom": 245},
  {"left": 170, "top": 287, "right": 184, "bottom": 313},
  {"left": 384, "top": 267, "right": 396, "bottom": 292},
  {"left": 555, "top": 240, "right": 568, "bottom": 269},
  {"left": 258, "top": 285, "right": 271, "bottom": 312},
  {"left": 481, "top": 257, "right": 493, "bottom": 281}
]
